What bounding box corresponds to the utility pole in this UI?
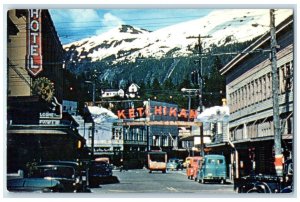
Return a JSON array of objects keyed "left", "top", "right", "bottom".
[
  {"left": 270, "top": 9, "right": 283, "bottom": 176},
  {"left": 91, "top": 81, "right": 95, "bottom": 158},
  {"left": 181, "top": 88, "right": 198, "bottom": 121},
  {"left": 187, "top": 34, "right": 211, "bottom": 157},
  {"left": 147, "top": 98, "right": 151, "bottom": 152},
  {"left": 92, "top": 81, "right": 95, "bottom": 104},
  {"left": 85, "top": 80, "right": 96, "bottom": 158}
]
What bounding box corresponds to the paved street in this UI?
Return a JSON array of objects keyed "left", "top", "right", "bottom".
[{"left": 90, "top": 168, "right": 235, "bottom": 195}]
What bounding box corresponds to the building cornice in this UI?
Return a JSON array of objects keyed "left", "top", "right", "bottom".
[{"left": 220, "top": 16, "right": 293, "bottom": 76}]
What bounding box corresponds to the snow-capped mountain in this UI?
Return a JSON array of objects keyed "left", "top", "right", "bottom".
[{"left": 64, "top": 9, "right": 292, "bottom": 64}]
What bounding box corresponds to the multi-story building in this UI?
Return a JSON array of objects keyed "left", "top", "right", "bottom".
[
  {"left": 220, "top": 14, "right": 293, "bottom": 177},
  {"left": 7, "top": 9, "right": 85, "bottom": 174},
  {"left": 147, "top": 100, "right": 179, "bottom": 150},
  {"left": 7, "top": 9, "right": 64, "bottom": 102},
  {"left": 83, "top": 106, "right": 124, "bottom": 165},
  {"left": 119, "top": 100, "right": 180, "bottom": 167}
]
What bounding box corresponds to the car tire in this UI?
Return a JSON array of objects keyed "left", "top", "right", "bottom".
[{"left": 247, "top": 188, "right": 264, "bottom": 193}]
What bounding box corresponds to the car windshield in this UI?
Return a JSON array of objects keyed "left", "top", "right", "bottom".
[
  {"left": 32, "top": 166, "right": 75, "bottom": 179},
  {"left": 169, "top": 159, "right": 178, "bottom": 163},
  {"left": 207, "top": 159, "right": 223, "bottom": 164}
]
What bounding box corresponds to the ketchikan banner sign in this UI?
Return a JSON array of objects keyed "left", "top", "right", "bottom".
[
  {"left": 117, "top": 106, "right": 198, "bottom": 120},
  {"left": 26, "top": 9, "right": 43, "bottom": 76}
]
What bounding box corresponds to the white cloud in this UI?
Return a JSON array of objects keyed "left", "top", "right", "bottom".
[
  {"left": 50, "top": 9, "right": 127, "bottom": 42},
  {"left": 103, "top": 13, "right": 124, "bottom": 27},
  {"left": 96, "top": 13, "right": 125, "bottom": 34}
]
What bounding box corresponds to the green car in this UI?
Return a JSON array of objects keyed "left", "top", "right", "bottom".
[
  {"left": 166, "top": 158, "right": 183, "bottom": 171},
  {"left": 197, "top": 155, "right": 227, "bottom": 184}
]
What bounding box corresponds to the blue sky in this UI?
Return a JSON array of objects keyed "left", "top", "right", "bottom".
[{"left": 49, "top": 9, "right": 212, "bottom": 44}]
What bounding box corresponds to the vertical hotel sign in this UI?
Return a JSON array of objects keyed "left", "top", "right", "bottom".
[{"left": 26, "top": 9, "right": 43, "bottom": 76}]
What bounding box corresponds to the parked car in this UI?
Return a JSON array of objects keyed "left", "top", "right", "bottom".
[
  {"left": 178, "top": 159, "right": 184, "bottom": 170},
  {"left": 186, "top": 156, "right": 203, "bottom": 180},
  {"left": 7, "top": 177, "right": 62, "bottom": 192},
  {"left": 234, "top": 158, "right": 293, "bottom": 193},
  {"left": 166, "top": 158, "right": 184, "bottom": 171},
  {"left": 197, "top": 154, "right": 227, "bottom": 184},
  {"left": 88, "top": 160, "right": 113, "bottom": 186},
  {"left": 31, "top": 161, "right": 87, "bottom": 192},
  {"left": 183, "top": 157, "right": 191, "bottom": 168}
]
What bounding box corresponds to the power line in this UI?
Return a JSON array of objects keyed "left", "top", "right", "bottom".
[
  {"left": 15, "top": 21, "right": 190, "bottom": 31},
  {"left": 8, "top": 16, "right": 274, "bottom": 38},
  {"left": 43, "top": 10, "right": 288, "bottom": 24},
  {"left": 13, "top": 10, "right": 285, "bottom": 27},
  {"left": 14, "top": 13, "right": 209, "bottom": 26}
]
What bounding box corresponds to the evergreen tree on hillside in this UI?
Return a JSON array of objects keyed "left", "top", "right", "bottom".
[
  {"left": 139, "top": 82, "right": 146, "bottom": 98},
  {"left": 152, "top": 78, "right": 161, "bottom": 91},
  {"left": 163, "top": 78, "right": 175, "bottom": 90},
  {"left": 178, "top": 73, "right": 192, "bottom": 91},
  {"left": 203, "top": 56, "right": 226, "bottom": 107}
]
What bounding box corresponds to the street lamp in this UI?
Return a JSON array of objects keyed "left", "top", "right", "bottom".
[
  {"left": 181, "top": 88, "right": 204, "bottom": 156},
  {"left": 181, "top": 88, "right": 198, "bottom": 121}
]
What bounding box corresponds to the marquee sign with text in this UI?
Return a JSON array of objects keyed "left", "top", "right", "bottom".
[
  {"left": 117, "top": 106, "right": 198, "bottom": 120},
  {"left": 26, "top": 9, "right": 43, "bottom": 76}
]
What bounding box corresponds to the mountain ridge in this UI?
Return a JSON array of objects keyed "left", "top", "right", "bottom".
[
  {"left": 63, "top": 9, "right": 292, "bottom": 87},
  {"left": 64, "top": 9, "right": 292, "bottom": 64}
]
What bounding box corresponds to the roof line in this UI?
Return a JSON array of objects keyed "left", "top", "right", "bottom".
[{"left": 220, "top": 16, "right": 293, "bottom": 75}]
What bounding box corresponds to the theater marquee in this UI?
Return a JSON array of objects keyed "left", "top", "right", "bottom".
[{"left": 26, "top": 9, "right": 43, "bottom": 76}]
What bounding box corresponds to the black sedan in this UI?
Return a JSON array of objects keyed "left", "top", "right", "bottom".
[
  {"left": 7, "top": 177, "right": 62, "bottom": 192},
  {"left": 88, "top": 161, "right": 113, "bottom": 186},
  {"left": 31, "top": 161, "right": 88, "bottom": 192}
]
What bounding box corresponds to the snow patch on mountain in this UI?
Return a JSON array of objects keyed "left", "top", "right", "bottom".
[{"left": 64, "top": 9, "right": 292, "bottom": 64}]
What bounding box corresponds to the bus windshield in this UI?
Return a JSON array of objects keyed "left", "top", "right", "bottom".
[{"left": 148, "top": 152, "right": 166, "bottom": 162}]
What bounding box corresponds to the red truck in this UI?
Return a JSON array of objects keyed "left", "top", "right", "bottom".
[{"left": 186, "top": 156, "right": 203, "bottom": 180}]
